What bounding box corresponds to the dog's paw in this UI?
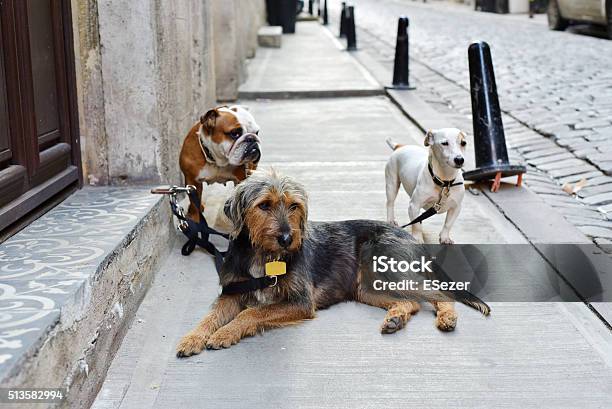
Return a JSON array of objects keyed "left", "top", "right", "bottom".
[
  {"left": 176, "top": 333, "right": 208, "bottom": 357},
  {"left": 206, "top": 327, "right": 241, "bottom": 350},
  {"left": 381, "top": 316, "right": 405, "bottom": 334},
  {"left": 439, "top": 236, "right": 454, "bottom": 245},
  {"left": 435, "top": 310, "right": 457, "bottom": 332}
]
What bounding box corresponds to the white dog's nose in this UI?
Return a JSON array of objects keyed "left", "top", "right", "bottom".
[{"left": 454, "top": 156, "right": 465, "bottom": 166}]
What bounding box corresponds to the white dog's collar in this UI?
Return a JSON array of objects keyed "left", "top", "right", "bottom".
[{"left": 428, "top": 162, "right": 463, "bottom": 188}]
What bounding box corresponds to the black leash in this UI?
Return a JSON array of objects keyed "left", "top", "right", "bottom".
[
  {"left": 152, "top": 185, "right": 282, "bottom": 295},
  {"left": 401, "top": 206, "right": 439, "bottom": 228},
  {"left": 400, "top": 163, "right": 464, "bottom": 228},
  {"left": 151, "top": 185, "right": 228, "bottom": 272}
]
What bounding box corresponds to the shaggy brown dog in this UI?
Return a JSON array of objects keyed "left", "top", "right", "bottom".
[{"left": 176, "top": 170, "right": 489, "bottom": 357}]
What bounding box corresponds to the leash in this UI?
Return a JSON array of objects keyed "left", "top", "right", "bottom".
[
  {"left": 151, "top": 186, "right": 283, "bottom": 295},
  {"left": 151, "top": 185, "right": 228, "bottom": 272},
  {"left": 401, "top": 163, "right": 464, "bottom": 228}
]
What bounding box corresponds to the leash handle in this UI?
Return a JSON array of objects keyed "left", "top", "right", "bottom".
[
  {"left": 151, "top": 185, "right": 196, "bottom": 195},
  {"left": 152, "top": 184, "right": 229, "bottom": 272}
]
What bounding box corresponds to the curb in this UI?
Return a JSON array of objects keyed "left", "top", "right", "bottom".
[
  {"left": 337, "top": 25, "right": 593, "bottom": 245},
  {"left": 238, "top": 88, "right": 385, "bottom": 100},
  {"left": 332, "top": 23, "right": 612, "bottom": 328},
  {"left": 0, "top": 189, "right": 174, "bottom": 408}
]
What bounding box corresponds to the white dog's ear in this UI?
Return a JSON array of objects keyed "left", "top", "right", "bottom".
[{"left": 424, "top": 130, "right": 434, "bottom": 146}]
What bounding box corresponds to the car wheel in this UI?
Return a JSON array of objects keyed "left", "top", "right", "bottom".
[{"left": 547, "top": 0, "right": 568, "bottom": 31}]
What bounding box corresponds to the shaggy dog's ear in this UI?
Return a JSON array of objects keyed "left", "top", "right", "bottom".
[
  {"left": 223, "top": 199, "right": 232, "bottom": 220},
  {"left": 223, "top": 195, "right": 243, "bottom": 238}
]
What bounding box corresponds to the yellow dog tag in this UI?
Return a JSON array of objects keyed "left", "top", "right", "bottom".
[{"left": 265, "top": 260, "right": 287, "bottom": 276}]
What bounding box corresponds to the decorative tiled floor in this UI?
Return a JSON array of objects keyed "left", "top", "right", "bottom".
[{"left": 0, "top": 187, "right": 161, "bottom": 379}]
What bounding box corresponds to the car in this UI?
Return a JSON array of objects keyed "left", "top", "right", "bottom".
[{"left": 548, "top": 0, "right": 612, "bottom": 39}]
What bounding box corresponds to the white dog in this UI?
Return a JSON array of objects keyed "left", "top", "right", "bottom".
[{"left": 385, "top": 128, "right": 467, "bottom": 244}]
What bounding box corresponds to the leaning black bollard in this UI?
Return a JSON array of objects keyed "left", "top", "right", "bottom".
[
  {"left": 463, "top": 41, "right": 526, "bottom": 192},
  {"left": 339, "top": 2, "right": 347, "bottom": 37},
  {"left": 390, "top": 17, "right": 414, "bottom": 89},
  {"left": 322, "top": 0, "right": 329, "bottom": 25},
  {"left": 308, "top": 0, "right": 313, "bottom": 15},
  {"left": 346, "top": 5, "right": 357, "bottom": 50}
]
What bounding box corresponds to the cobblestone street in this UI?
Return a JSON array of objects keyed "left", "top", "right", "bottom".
[{"left": 327, "top": 0, "right": 612, "bottom": 245}]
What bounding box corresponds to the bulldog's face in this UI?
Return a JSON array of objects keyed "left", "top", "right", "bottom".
[{"left": 199, "top": 105, "right": 262, "bottom": 166}]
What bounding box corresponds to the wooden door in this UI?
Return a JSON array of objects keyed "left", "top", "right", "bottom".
[{"left": 0, "top": 0, "right": 81, "bottom": 233}]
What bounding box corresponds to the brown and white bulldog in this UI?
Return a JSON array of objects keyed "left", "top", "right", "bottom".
[{"left": 179, "top": 105, "right": 262, "bottom": 221}]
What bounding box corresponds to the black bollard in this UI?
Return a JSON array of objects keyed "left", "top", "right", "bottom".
[
  {"left": 346, "top": 5, "right": 357, "bottom": 50},
  {"left": 322, "top": 0, "right": 329, "bottom": 25},
  {"left": 339, "top": 2, "right": 347, "bottom": 37},
  {"left": 308, "top": 0, "right": 313, "bottom": 15},
  {"left": 390, "top": 17, "right": 414, "bottom": 90},
  {"left": 463, "top": 42, "right": 525, "bottom": 192}
]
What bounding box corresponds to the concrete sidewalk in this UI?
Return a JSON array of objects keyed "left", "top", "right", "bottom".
[
  {"left": 92, "top": 21, "right": 612, "bottom": 409},
  {"left": 238, "top": 21, "right": 382, "bottom": 98}
]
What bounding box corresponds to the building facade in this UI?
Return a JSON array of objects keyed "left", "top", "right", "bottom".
[{"left": 0, "top": 0, "right": 265, "bottom": 233}]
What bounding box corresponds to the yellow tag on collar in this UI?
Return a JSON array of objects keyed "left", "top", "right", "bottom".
[{"left": 265, "top": 260, "right": 287, "bottom": 276}]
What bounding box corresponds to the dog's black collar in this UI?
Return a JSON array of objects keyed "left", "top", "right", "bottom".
[
  {"left": 428, "top": 162, "right": 463, "bottom": 188},
  {"left": 222, "top": 275, "right": 279, "bottom": 295},
  {"left": 198, "top": 133, "right": 218, "bottom": 165},
  {"left": 202, "top": 144, "right": 216, "bottom": 165}
]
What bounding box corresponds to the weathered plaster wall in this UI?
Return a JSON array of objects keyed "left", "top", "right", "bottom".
[
  {"left": 213, "top": 0, "right": 266, "bottom": 101},
  {"left": 71, "top": 0, "right": 109, "bottom": 186},
  {"left": 71, "top": 0, "right": 264, "bottom": 185},
  {"left": 153, "top": 0, "right": 218, "bottom": 185},
  {"left": 97, "top": 0, "right": 161, "bottom": 184}
]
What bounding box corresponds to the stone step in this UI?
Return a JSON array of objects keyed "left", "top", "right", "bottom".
[
  {"left": 257, "top": 26, "right": 282, "bottom": 48},
  {"left": 0, "top": 187, "right": 172, "bottom": 408}
]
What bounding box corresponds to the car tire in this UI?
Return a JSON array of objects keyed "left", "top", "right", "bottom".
[{"left": 547, "top": 0, "right": 568, "bottom": 31}]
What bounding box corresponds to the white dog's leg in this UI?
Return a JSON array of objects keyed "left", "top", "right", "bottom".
[
  {"left": 385, "top": 165, "right": 400, "bottom": 226},
  {"left": 408, "top": 202, "right": 425, "bottom": 243},
  {"left": 440, "top": 206, "right": 460, "bottom": 245}
]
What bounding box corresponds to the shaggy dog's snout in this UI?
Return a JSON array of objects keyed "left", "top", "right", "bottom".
[{"left": 277, "top": 232, "right": 293, "bottom": 248}]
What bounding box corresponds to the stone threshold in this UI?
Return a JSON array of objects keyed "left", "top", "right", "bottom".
[{"left": 0, "top": 187, "right": 173, "bottom": 408}]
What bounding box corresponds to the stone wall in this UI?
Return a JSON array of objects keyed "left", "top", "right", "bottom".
[
  {"left": 71, "top": 0, "right": 266, "bottom": 185},
  {"left": 213, "top": 0, "right": 266, "bottom": 101}
]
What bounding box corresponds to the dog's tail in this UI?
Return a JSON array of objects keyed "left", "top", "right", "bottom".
[
  {"left": 385, "top": 137, "right": 404, "bottom": 151},
  {"left": 451, "top": 289, "right": 491, "bottom": 316}
]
